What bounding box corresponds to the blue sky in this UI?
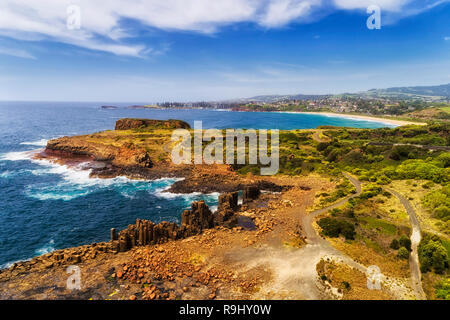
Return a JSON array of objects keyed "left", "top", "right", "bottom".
[{"left": 0, "top": 0, "right": 449, "bottom": 102}]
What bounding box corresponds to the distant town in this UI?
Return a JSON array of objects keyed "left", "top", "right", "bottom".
[
  {"left": 103, "top": 96, "right": 450, "bottom": 122},
  {"left": 101, "top": 84, "right": 450, "bottom": 121}
]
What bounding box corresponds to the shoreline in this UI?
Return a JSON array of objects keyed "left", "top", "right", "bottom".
[{"left": 274, "top": 111, "right": 426, "bottom": 127}]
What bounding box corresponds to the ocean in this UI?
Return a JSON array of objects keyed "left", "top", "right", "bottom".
[{"left": 0, "top": 101, "right": 395, "bottom": 268}]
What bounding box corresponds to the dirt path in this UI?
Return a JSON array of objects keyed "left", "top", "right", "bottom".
[
  {"left": 311, "top": 130, "right": 330, "bottom": 143},
  {"left": 385, "top": 188, "right": 426, "bottom": 300},
  {"left": 302, "top": 173, "right": 362, "bottom": 243},
  {"left": 296, "top": 173, "right": 417, "bottom": 300},
  {"left": 294, "top": 173, "right": 368, "bottom": 297}
]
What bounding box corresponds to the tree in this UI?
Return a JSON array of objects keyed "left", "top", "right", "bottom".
[
  {"left": 397, "top": 247, "right": 409, "bottom": 260},
  {"left": 399, "top": 235, "right": 412, "bottom": 252},
  {"left": 418, "top": 235, "right": 450, "bottom": 274},
  {"left": 434, "top": 206, "right": 450, "bottom": 222},
  {"left": 390, "top": 239, "right": 400, "bottom": 250},
  {"left": 317, "top": 217, "right": 356, "bottom": 240}
]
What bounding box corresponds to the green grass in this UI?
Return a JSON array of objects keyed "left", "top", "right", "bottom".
[
  {"left": 439, "top": 106, "right": 450, "bottom": 113},
  {"left": 360, "top": 217, "right": 398, "bottom": 235},
  {"left": 442, "top": 238, "right": 450, "bottom": 259},
  {"left": 362, "top": 236, "right": 385, "bottom": 253}
]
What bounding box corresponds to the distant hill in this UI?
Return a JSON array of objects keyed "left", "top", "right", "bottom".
[
  {"left": 363, "top": 83, "right": 450, "bottom": 99},
  {"left": 232, "top": 83, "right": 450, "bottom": 103}
]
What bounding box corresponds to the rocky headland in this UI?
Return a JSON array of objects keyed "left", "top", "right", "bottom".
[
  {"left": 0, "top": 118, "right": 424, "bottom": 300},
  {"left": 35, "top": 118, "right": 283, "bottom": 194}
]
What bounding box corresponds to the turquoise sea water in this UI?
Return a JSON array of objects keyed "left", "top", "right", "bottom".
[{"left": 0, "top": 101, "right": 396, "bottom": 268}]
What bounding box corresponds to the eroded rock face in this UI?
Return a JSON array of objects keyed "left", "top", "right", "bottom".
[
  {"left": 243, "top": 186, "right": 261, "bottom": 203},
  {"left": 115, "top": 118, "right": 190, "bottom": 131},
  {"left": 113, "top": 201, "right": 215, "bottom": 253},
  {"left": 218, "top": 192, "right": 239, "bottom": 212},
  {"left": 181, "top": 201, "right": 215, "bottom": 234},
  {"left": 45, "top": 137, "right": 152, "bottom": 168},
  {"left": 214, "top": 192, "right": 239, "bottom": 228}
]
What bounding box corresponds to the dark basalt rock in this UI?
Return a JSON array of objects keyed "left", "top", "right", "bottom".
[
  {"left": 218, "top": 191, "right": 239, "bottom": 212},
  {"left": 214, "top": 191, "right": 239, "bottom": 228},
  {"left": 243, "top": 186, "right": 261, "bottom": 203},
  {"left": 113, "top": 201, "right": 215, "bottom": 252}
]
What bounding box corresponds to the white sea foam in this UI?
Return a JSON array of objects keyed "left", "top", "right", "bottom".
[
  {"left": 24, "top": 158, "right": 186, "bottom": 201},
  {"left": 2, "top": 147, "right": 217, "bottom": 203},
  {"left": 0, "top": 258, "right": 31, "bottom": 270},
  {"left": 34, "top": 240, "right": 55, "bottom": 255},
  {"left": 20, "top": 139, "right": 49, "bottom": 147},
  {"left": 0, "top": 150, "right": 36, "bottom": 161},
  {"left": 155, "top": 186, "right": 220, "bottom": 203}
]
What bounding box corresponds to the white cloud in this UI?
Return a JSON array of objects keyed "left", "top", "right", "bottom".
[
  {"left": 0, "top": 47, "right": 36, "bottom": 59},
  {"left": 333, "top": 0, "right": 411, "bottom": 11},
  {"left": 445, "top": 37, "right": 450, "bottom": 41},
  {"left": 0, "top": 0, "right": 447, "bottom": 57},
  {"left": 258, "top": 0, "right": 322, "bottom": 27},
  {"left": 333, "top": 0, "right": 450, "bottom": 23}
]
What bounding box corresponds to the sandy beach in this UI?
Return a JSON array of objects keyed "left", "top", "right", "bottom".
[{"left": 277, "top": 111, "right": 426, "bottom": 127}]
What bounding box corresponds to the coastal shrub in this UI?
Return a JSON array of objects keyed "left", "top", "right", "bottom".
[
  {"left": 434, "top": 206, "right": 450, "bottom": 222},
  {"left": 320, "top": 179, "right": 356, "bottom": 205},
  {"left": 376, "top": 175, "right": 391, "bottom": 185},
  {"left": 342, "top": 281, "right": 351, "bottom": 290},
  {"left": 399, "top": 235, "right": 412, "bottom": 252},
  {"left": 418, "top": 235, "right": 450, "bottom": 274},
  {"left": 326, "top": 149, "right": 342, "bottom": 162},
  {"left": 318, "top": 217, "right": 341, "bottom": 238},
  {"left": 423, "top": 186, "right": 450, "bottom": 221},
  {"left": 397, "top": 247, "right": 410, "bottom": 259},
  {"left": 422, "top": 181, "right": 435, "bottom": 189},
  {"left": 317, "top": 142, "right": 329, "bottom": 152},
  {"left": 360, "top": 184, "right": 382, "bottom": 199},
  {"left": 435, "top": 278, "right": 450, "bottom": 300},
  {"left": 340, "top": 222, "right": 356, "bottom": 240},
  {"left": 344, "top": 208, "right": 355, "bottom": 219},
  {"left": 436, "top": 152, "right": 450, "bottom": 168},
  {"left": 390, "top": 239, "right": 400, "bottom": 250},
  {"left": 394, "top": 160, "right": 448, "bottom": 183},
  {"left": 400, "top": 135, "right": 446, "bottom": 146},
  {"left": 343, "top": 149, "right": 366, "bottom": 163},
  {"left": 318, "top": 217, "right": 356, "bottom": 240},
  {"left": 390, "top": 145, "right": 411, "bottom": 160}
]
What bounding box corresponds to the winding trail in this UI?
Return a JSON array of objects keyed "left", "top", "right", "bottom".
[
  {"left": 302, "top": 172, "right": 362, "bottom": 243},
  {"left": 385, "top": 188, "right": 426, "bottom": 300},
  {"left": 297, "top": 173, "right": 418, "bottom": 299},
  {"left": 232, "top": 173, "right": 420, "bottom": 299},
  {"left": 232, "top": 173, "right": 366, "bottom": 300},
  {"left": 311, "top": 130, "right": 331, "bottom": 144}
]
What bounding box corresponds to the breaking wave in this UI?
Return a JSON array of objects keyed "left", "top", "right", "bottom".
[{"left": 20, "top": 139, "right": 49, "bottom": 147}]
